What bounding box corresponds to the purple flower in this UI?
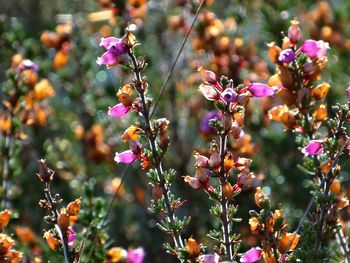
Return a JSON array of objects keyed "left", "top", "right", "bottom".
[
  {"left": 114, "top": 141, "right": 141, "bottom": 164},
  {"left": 200, "top": 111, "right": 221, "bottom": 134},
  {"left": 127, "top": 247, "right": 145, "bottom": 263},
  {"left": 301, "top": 140, "right": 324, "bottom": 156},
  {"left": 68, "top": 226, "right": 76, "bottom": 246},
  {"left": 278, "top": 49, "right": 295, "bottom": 63},
  {"left": 97, "top": 37, "right": 128, "bottom": 67},
  {"left": 198, "top": 253, "right": 219, "bottom": 263},
  {"left": 301, "top": 40, "right": 329, "bottom": 59},
  {"left": 221, "top": 88, "right": 238, "bottom": 103},
  {"left": 108, "top": 103, "right": 131, "bottom": 117},
  {"left": 19, "top": 59, "right": 39, "bottom": 72},
  {"left": 249, "top": 83, "right": 274, "bottom": 97},
  {"left": 240, "top": 247, "right": 263, "bottom": 263},
  {"left": 346, "top": 87, "right": 350, "bottom": 102}
]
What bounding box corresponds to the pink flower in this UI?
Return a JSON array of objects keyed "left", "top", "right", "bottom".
[
  {"left": 68, "top": 226, "right": 76, "bottom": 246},
  {"left": 115, "top": 141, "right": 142, "bottom": 164},
  {"left": 108, "top": 103, "right": 131, "bottom": 117},
  {"left": 19, "top": 59, "right": 39, "bottom": 72},
  {"left": 96, "top": 37, "right": 128, "bottom": 67},
  {"left": 346, "top": 87, "right": 350, "bottom": 102},
  {"left": 302, "top": 140, "right": 324, "bottom": 156},
  {"left": 301, "top": 40, "right": 329, "bottom": 59},
  {"left": 248, "top": 83, "right": 274, "bottom": 97},
  {"left": 184, "top": 167, "right": 213, "bottom": 193},
  {"left": 199, "top": 84, "right": 220, "bottom": 101},
  {"left": 198, "top": 253, "right": 219, "bottom": 263},
  {"left": 240, "top": 247, "right": 263, "bottom": 263},
  {"left": 127, "top": 247, "right": 145, "bottom": 263}
]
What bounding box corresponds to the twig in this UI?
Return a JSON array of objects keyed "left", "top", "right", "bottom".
[{"left": 150, "top": 0, "right": 205, "bottom": 118}]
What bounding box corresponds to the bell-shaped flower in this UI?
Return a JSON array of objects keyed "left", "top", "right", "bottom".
[
  {"left": 278, "top": 49, "right": 295, "bottom": 63},
  {"left": 199, "top": 84, "right": 220, "bottom": 101},
  {"left": 96, "top": 37, "right": 128, "bottom": 67},
  {"left": 127, "top": 247, "right": 145, "bottom": 263},
  {"left": 114, "top": 141, "right": 142, "bottom": 164},
  {"left": 240, "top": 247, "right": 263, "bottom": 263},
  {"left": 301, "top": 40, "right": 329, "bottom": 59},
  {"left": 301, "top": 140, "right": 324, "bottom": 156},
  {"left": 221, "top": 88, "right": 238, "bottom": 103},
  {"left": 108, "top": 103, "right": 131, "bottom": 118},
  {"left": 184, "top": 167, "right": 212, "bottom": 192},
  {"left": 248, "top": 83, "right": 274, "bottom": 97}
]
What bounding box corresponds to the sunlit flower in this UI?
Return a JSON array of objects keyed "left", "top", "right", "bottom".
[
  {"left": 301, "top": 39, "right": 329, "bottom": 59},
  {"left": 121, "top": 125, "right": 141, "bottom": 141},
  {"left": 107, "top": 247, "right": 127, "bottom": 262},
  {"left": 301, "top": 140, "right": 324, "bottom": 156},
  {"left": 34, "top": 79, "right": 55, "bottom": 100},
  {"left": 248, "top": 83, "right": 274, "bottom": 97},
  {"left": 114, "top": 140, "right": 142, "bottom": 164},
  {"left": 240, "top": 247, "right": 263, "bottom": 263},
  {"left": 97, "top": 37, "right": 128, "bottom": 67},
  {"left": 186, "top": 237, "right": 200, "bottom": 258},
  {"left": 66, "top": 199, "right": 81, "bottom": 216},
  {"left": 108, "top": 103, "right": 131, "bottom": 117},
  {"left": 278, "top": 232, "right": 300, "bottom": 253},
  {"left": 0, "top": 210, "right": 10, "bottom": 230},
  {"left": 127, "top": 247, "right": 145, "bottom": 263}
]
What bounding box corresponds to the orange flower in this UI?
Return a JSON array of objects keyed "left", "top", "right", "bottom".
[
  {"left": 249, "top": 217, "right": 260, "bottom": 232},
  {"left": 0, "top": 210, "right": 11, "bottom": 230},
  {"left": 0, "top": 234, "right": 14, "bottom": 254},
  {"left": 278, "top": 232, "right": 300, "bottom": 253},
  {"left": 254, "top": 187, "right": 268, "bottom": 207},
  {"left": 5, "top": 249, "right": 22, "bottom": 262},
  {"left": 66, "top": 199, "right": 81, "bottom": 216},
  {"left": 34, "top": 79, "right": 55, "bottom": 100},
  {"left": 54, "top": 50, "right": 69, "bottom": 70},
  {"left": 267, "top": 42, "right": 282, "bottom": 63},
  {"left": 15, "top": 227, "right": 37, "bottom": 245},
  {"left": 262, "top": 251, "right": 277, "bottom": 263},
  {"left": 313, "top": 104, "right": 328, "bottom": 122},
  {"left": 121, "top": 125, "right": 141, "bottom": 141},
  {"left": 117, "top": 85, "right": 133, "bottom": 106},
  {"left": 311, "top": 82, "right": 330, "bottom": 100},
  {"left": 57, "top": 212, "right": 70, "bottom": 231},
  {"left": 106, "top": 247, "right": 127, "bottom": 262},
  {"left": 186, "top": 237, "right": 200, "bottom": 258},
  {"left": 330, "top": 180, "right": 341, "bottom": 195},
  {"left": 43, "top": 231, "right": 61, "bottom": 251}
]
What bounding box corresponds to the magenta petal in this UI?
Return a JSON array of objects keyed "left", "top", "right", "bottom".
[
  {"left": 114, "top": 150, "right": 139, "bottom": 164},
  {"left": 108, "top": 104, "right": 131, "bottom": 117},
  {"left": 302, "top": 40, "right": 319, "bottom": 58},
  {"left": 100, "top": 37, "right": 122, "bottom": 49},
  {"left": 199, "top": 84, "right": 220, "bottom": 101},
  {"left": 249, "top": 83, "right": 274, "bottom": 97},
  {"left": 68, "top": 226, "right": 76, "bottom": 246},
  {"left": 96, "top": 48, "right": 119, "bottom": 66},
  {"left": 302, "top": 140, "right": 324, "bottom": 156},
  {"left": 127, "top": 247, "right": 145, "bottom": 263},
  {"left": 240, "top": 247, "right": 263, "bottom": 263},
  {"left": 347, "top": 87, "right": 350, "bottom": 102}
]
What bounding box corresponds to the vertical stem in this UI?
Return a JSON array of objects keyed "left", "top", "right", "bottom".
[
  {"left": 128, "top": 50, "right": 183, "bottom": 248},
  {"left": 219, "top": 133, "right": 232, "bottom": 261},
  {"left": 2, "top": 134, "right": 12, "bottom": 208}
]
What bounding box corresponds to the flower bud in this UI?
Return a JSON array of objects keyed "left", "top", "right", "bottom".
[
  {"left": 267, "top": 42, "right": 282, "bottom": 63},
  {"left": 311, "top": 82, "right": 330, "bottom": 100},
  {"left": 209, "top": 152, "right": 221, "bottom": 169},
  {"left": 237, "top": 93, "right": 250, "bottom": 106},
  {"left": 0, "top": 210, "right": 11, "bottom": 230},
  {"left": 222, "top": 112, "right": 233, "bottom": 132},
  {"left": 0, "top": 234, "right": 14, "bottom": 254},
  {"left": 57, "top": 212, "right": 70, "bottom": 232},
  {"left": 0, "top": 115, "right": 11, "bottom": 135},
  {"left": 254, "top": 187, "right": 268, "bottom": 208},
  {"left": 320, "top": 160, "right": 333, "bottom": 174},
  {"left": 233, "top": 112, "right": 245, "bottom": 126},
  {"left": 198, "top": 67, "right": 217, "bottom": 85},
  {"left": 66, "top": 199, "right": 81, "bottom": 216},
  {"left": 186, "top": 237, "right": 200, "bottom": 258},
  {"left": 330, "top": 180, "right": 341, "bottom": 195},
  {"left": 231, "top": 122, "right": 242, "bottom": 139},
  {"left": 288, "top": 19, "right": 301, "bottom": 44},
  {"left": 313, "top": 104, "right": 327, "bottom": 122},
  {"left": 37, "top": 159, "right": 55, "bottom": 183},
  {"left": 43, "top": 231, "right": 61, "bottom": 251},
  {"left": 222, "top": 182, "right": 234, "bottom": 200},
  {"left": 152, "top": 185, "right": 163, "bottom": 201},
  {"left": 278, "top": 232, "right": 300, "bottom": 253}
]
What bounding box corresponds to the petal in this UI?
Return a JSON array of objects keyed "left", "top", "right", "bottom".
[
  {"left": 96, "top": 48, "right": 119, "bottom": 66},
  {"left": 302, "top": 140, "right": 324, "bottom": 156},
  {"left": 108, "top": 104, "right": 131, "bottom": 117},
  {"left": 184, "top": 176, "right": 202, "bottom": 189},
  {"left": 249, "top": 83, "right": 274, "bottom": 97},
  {"left": 302, "top": 40, "right": 319, "bottom": 58},
  {"left": 240, "top": 247, "right": 263, "bottom": 263},
  {"left": 68, "top": 226, "right": 76, "bottom": 246},
  {"left": 114, "top": 150, "right": 139, "bottom": 164},
  {"left": 127, "top": 247, "right": 145, "bottom": 263},
  {"left": 100, "top": 37, "right": 122, "bottom": 49},
  {"left": 199, "top": 84, "right": 220, "bottom": 101}
]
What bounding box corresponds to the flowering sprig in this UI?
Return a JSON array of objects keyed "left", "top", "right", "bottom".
[
  {"left": 97, "top": 31, "right": 190, "bottom": 259},
  {"left": 267, "top": 19, "right": 350, "bottom": 261},
  {"left": 184, "top": 68, "right": 274, "bottom": 261}
]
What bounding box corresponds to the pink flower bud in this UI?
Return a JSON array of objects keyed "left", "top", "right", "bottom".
[
  {"left": 301, "top": 140, "right": 324, "bottom": 156},
  {"left": 288, "top": 19, "right": 301, "bottom": 44},
  {"left": 240, "top": 247, "right": 263, "bottom": 263},
  {"left": 248, "top": 83, "right": 274, "bottom": 97}
]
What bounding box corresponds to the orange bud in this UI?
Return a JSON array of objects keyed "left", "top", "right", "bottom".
[
  {"left": 34, "top": 79, "right": 55, "bottom": 100},
  {"left": 43, "top": 231, "right": 61, "bottom": 251},
  {"left": 313, "top": 104, "right": 327, "bottom": 122},
  {"left": 267, "top": 42, "right": 282, "bottom": 63},
  {"left": 66, "top": 199, "right": 81, "bottom": 216},
  {"left": 262, "top": 251, "right": 277, "bottom": 263},
  {"left": 0, "top": 234, "right": 14, "bottom": 254},
  {"left": 117, "top": 85, "right": 133, "bottom": 106},
  {"left": 5, "top": 249, "right": 23, "bottom": 261},
  {"left": 311, "top": 82, "right": 330, "bottom": 100},
  {"left": 15, "top": 227, "right": 37, "bottom": 245},
  {"left": 233, "top": 112, "right": 245, "bottom": 126},
  {"left": 57, "top": 212, "right": 70, "bottom": 232},
  {"left": 254, "top": 187, "right": 268, "bottom": 207},
  {"left": 320, "top": 160, "right": 333, "bottom": 175},
  {"left": 330, "top": 180, "right": 341, "bottom": 195},
  {"left": 281, "top": 111, "right": 297, "bottom": 129},
  {"left": 0, "top": 115, "right": 11, "bottom": 135},
  {"left": 107, "top": 247, "right": 127, "bottom": 262},
  {"left": 54, "top": 51, "right": 69, "bottom": 70},
  {"left": 278, "top": 232, "right": 300, "bottom": 253},
  {"left": 249, "top": 217, "right": 260, "bottom": 232},
  {"left": 223, "top": 153, "right": 235, "bottom": 173},
  {"left": 0, "top": 210, "right": 11, "bottom": 230},
  {"left": 186, "top": 237, "right": 200, "bottom": 258},
  {"left": 222, "top": 182, "right": 234, "bottom": 200},
  {"left": 278, "top": 65, "right": 294, "bottom": 90},
  {"left": 121, "top": 125, "right": 141, "bottom": 141}
]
